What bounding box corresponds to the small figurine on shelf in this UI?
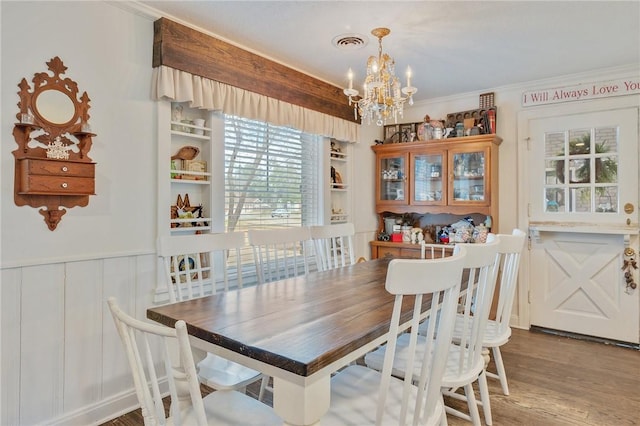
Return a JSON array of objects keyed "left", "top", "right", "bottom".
[
  {"left": 46, "top": 136, "right": 71, "bottom": 160},
  {"left": 330, "top": 140, "right": 342, "bottom": 157},
  {"left": 171, "top": 104, "right": 183, "bottom": 131},
  {"left": 411, "top": 227, "right": 423, "bottom": 244}
]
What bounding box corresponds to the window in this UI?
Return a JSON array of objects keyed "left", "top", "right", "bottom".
[
  {"left": 544, "top": 126, "right": 619, "bottom": 213},
  {"left": 224, "top": 114, "right": 323, "bottom": 232}
]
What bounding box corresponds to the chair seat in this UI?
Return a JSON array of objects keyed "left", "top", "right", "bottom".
[
  {"left": 365, "top": 333, "right": 486, "bottom": 387},
  {"left": 173, "top": 389, "right": 282, "bottom": 426},
  {"left": 197, "top": 353, "right": 264, "bottom": 390},
  {"left": 480, "top": 319, "right": 511, "bottom": 347},
  {"left": 450, "top": 315, "right": 512, "bottom": 348},
  {"left": 324, "top": 365, "right": 445, "bottom": 426}
]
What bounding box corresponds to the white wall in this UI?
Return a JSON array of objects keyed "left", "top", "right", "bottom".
[
  {"left": 1, "top": 1, "right": 157, "bottom": 268},
  {"left": 1, "top": 2, "right": 159, "bottom": 424}
]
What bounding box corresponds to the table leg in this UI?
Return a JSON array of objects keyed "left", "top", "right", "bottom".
[
  {"left": 171, "top": 346, "right": 207, "bottom": 416},
  {"left": 272, "top": 375, "right": 330, "bottom": 426}
]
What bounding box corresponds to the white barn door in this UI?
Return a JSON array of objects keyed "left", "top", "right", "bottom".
[{"left": 523, "top": 105, "right": 639, "bottom": 344}]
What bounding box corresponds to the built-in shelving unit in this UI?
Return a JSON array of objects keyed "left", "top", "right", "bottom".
[
  {"left": 329, "top": 139, "right": 351, "bottom": 224},
  {"left": 157, "top": 102, "right": 215, "bottom": 237}
]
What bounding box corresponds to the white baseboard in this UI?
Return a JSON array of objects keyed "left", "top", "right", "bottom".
[{"left": 45, "top": 389, "right": 139, "bottom": 426}]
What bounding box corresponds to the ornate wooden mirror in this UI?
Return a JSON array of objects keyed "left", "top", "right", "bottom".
[{"left": 12, "top": 56, "right": 97, "bottom": 230}]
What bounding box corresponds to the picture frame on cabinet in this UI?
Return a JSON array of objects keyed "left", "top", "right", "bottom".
[
  {"left": 399, "top": 123, "right": 414, "bottom": 142},
  {"left": 384, "top": 124, "right": 398, "bottom": 142}
]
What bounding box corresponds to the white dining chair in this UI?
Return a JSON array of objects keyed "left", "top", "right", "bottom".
[
  {"left": 107, "top": 297, "right": 282, "bottom": 426},
  {"left": 420, "top": 242, "right": 455, "bottom": 259},
  {"left": 309, "top": 222, "right": 355, "bottom": 271},
  {"left": 365, "top": 238, "right": 500, "bottom": 426},
  {"left": 247, "top": 226, "right": 312, "bottom": 284},
  {"left": 455, "top": 229, "right": 526, "bottom": 396},
  {"left": 323, "top": 247, "right": 468, "bottom": 425},
  {"left": 158, "top": 233, "right": 268, "bottom": 398}
]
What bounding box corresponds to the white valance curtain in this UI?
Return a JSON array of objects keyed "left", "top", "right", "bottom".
[{"left": 152, "top": 66, "right": 359, "bottom": 142}]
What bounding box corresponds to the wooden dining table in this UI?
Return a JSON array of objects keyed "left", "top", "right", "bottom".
[{"left": 147, "top": 258, "right": 441, "bottom": 425}]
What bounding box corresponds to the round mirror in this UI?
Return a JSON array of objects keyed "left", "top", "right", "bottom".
[{"left": 34, "top": 89, "right": 76, "bottom": 125}]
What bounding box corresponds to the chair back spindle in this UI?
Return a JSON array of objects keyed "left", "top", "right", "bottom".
[
  {"left": 248, "top": 227, "right": 312, "bottom": 283},
  {"left": 310, "top": 223, "right": 355, "bottom": 271}
]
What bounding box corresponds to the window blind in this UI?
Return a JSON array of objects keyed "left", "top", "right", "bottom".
[{"left": 224, "top": 115, "right": 321, "bottom": 233}]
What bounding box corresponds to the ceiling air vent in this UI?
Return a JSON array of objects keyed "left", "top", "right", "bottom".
[{"left": 332, "top": 33, "right": 368, "bottom": 50}]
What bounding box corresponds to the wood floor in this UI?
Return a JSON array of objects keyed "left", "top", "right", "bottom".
[{"left": 102, "top": 328, "right": 639, "bottom": 425}]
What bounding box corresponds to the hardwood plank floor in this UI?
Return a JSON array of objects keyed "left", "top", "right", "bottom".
[{"left": 102, "top": 328, "right": 639, "bottom": 425}]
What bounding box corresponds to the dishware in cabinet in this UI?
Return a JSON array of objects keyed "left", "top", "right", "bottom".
[
  {"left": 376, "top": 151, "right": 408, "bottom": 205},
  {"left": 448, "top": 145, "right": 491, "bottom": 206},
  {"left": 411, "top": 150, "right": 446, "bottom": 206}
]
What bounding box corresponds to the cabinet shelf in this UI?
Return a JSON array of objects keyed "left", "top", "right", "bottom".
[
  {"left": 171, "top": 178, "right": 211, "bottom": 185},
  {"left": 170, "top": 130, "right": 210, "bottom": 140},
  {"left": 170, "top": 169, "right": 211, "bottom": 183},
  {"left": 331, "top": 214, "right": 349, "bottom": 223},
  {"left": 171, "top": 225, "right": 212, "bottom": 233},
  {"left": 171, "top": 217, "right": 211, "bottom": 225},
  {"left": 454, "top": 175, "right": 484, "bottom": 180},
  {"left": 170, "top": 120, "right": 211, "bottom": 139}
]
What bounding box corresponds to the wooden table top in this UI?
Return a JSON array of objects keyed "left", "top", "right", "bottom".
[{"left": 149, "top": 258, "right": 438, "bottom": 377}]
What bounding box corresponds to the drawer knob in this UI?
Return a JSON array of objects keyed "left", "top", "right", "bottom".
[
  {"left": 61, "top": 182, "right": 68, "bottom": 188},
  {"left": 61, "top": 166, "right": 68, "bottom": 172}
]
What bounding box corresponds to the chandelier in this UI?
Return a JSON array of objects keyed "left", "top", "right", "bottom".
[{"left": 343, "top": 27, "right": 417, "bottom": 126}]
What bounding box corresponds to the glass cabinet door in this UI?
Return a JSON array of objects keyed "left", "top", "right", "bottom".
[
  {"left": 449, "top": 147, "right": 490, "bottom": 205},
  {"left": 411, "top": 152, "right": 445, "bottom": 205},
  {"left": 378, "top": 153, "right": 407, "bottom": 203}
]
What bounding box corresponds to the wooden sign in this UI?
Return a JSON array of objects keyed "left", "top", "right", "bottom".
[{"left": 522, "top": 77, "right": 640, "bottom": 107}]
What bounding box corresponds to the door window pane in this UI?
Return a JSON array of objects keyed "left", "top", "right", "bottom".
[{"left": 543, "top": 126, "right": 619, "bottom": 214}]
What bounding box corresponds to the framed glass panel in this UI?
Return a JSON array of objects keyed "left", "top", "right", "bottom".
[
  {"left": 545, "top": 132, "right": 565, "bottom": 157},
  {"left": 413, "top": 154, "right": 443, "bottom": 202},
  {"left": 569, "top": 158, "right": 590, "bottom": 183},
  {"left": 569, "top": 187, "right": 591, "bottom": 213},
  {"left": 545, "top": 159, "right": 564, "bottom": 184},
  {"left": 380, "top": 156, "right": 405, "bottom": 201},
  {"left": 595, "top": 186, "right": 618, "bottom": 213},
  {"left": 595, "top": 156, "right": 618, "bottom": 183},
  {"left": 545, "top": 187, "right": 564, "bottom": 212}
]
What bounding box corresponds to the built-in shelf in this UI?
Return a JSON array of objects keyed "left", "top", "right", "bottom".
[
  {"left": 160, "top": 102, "right": 214, "bottom": 236},
  {"left": 329, "top": 139, "right": 351, "bottom": 225}
]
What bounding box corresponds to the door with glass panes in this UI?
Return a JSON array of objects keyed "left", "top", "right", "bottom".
[{"left": 525, "top": 106, "right": 639, "bottom": 344}]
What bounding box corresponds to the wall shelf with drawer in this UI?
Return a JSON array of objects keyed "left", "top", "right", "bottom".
[
  {"left": 11, "top": 57, "right": 98, "bottom": 231},
  {"left": 17, "top": 158, "right": 95, "bottom": 195}
]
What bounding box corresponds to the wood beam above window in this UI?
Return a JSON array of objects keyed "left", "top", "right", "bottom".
[{"left": 153, "top": 18, "right": 358, "bottom": 123}]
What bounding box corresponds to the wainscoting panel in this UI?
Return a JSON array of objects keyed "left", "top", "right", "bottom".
[
  {"left": 2, "top": 267, "right": 21, "bottom": 426},
  {"left": 64, "top": 259, "right": 104, "bottom": 413},
  {"left": 21, "top": 263, "right": 66, "bottom": 425},
  {"left": 1, "top": 252, "right": 158, "bottom": 426}
]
